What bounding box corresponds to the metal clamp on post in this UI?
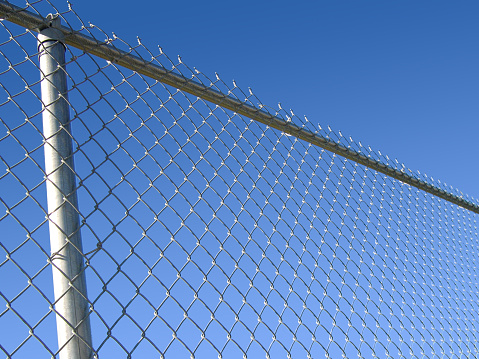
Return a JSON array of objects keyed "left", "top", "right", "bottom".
[
  {"left": 38, "top": 13, "right": 93, "bottom": 359},
  {"left": 37, "top": 14, "right": 65, "bottom": 50}
]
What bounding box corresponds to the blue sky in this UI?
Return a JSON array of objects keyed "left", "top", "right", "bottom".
[
  {"left": 71, "top": 0, "right": 479, "bottom": 201},
  {"left": 1, "top": 1, "right": 479, "bottom": 358}
]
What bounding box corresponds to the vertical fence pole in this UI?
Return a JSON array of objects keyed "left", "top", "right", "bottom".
[{"left": 38, "top": 14, "right": 93, "bottom": 359}]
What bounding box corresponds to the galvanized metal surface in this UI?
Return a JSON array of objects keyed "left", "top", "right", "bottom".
[
  {"left": 1, "top": 0, "right": 477, "bottom": 214},
  {"left": 38, "top": 14, "right": 93, "bottom": 359},
  {"left": 1, "top": 1, "right": 478, "bottom": 359}
]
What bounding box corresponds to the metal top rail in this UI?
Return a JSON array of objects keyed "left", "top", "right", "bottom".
[{"left": 1, "top": 0, "right": 477, "bottom": 214}]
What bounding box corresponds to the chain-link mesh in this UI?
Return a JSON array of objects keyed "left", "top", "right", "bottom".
[{"left": 1, "top": 1, "right": 478, "bottom": 358}]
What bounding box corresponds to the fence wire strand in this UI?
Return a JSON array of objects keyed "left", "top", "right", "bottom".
[{"left": 1, "top": 1, "right": 478, "bottom": 358}]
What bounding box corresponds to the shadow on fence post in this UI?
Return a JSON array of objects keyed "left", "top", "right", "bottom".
[{"left": 38, "top": 14, "right": 93, "bottom": 359}]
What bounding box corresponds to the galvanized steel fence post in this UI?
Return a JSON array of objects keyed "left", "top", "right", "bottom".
[
  {"left": 38, "top": 14, "right": 93, "bottom": 359},
  {"left": 1, "top": 2, "right": 479, "bottom": 358}
]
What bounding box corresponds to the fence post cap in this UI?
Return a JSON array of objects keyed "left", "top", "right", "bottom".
[{"left": 37, "top": 14, "right": 64, "bottom": 48}]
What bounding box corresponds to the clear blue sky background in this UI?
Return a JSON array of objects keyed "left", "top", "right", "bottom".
[
  {"left": 1, "top": 2, "right": 478, "bottom": 357},
  {"left": 70, "top": 0, "right": 479, "bottom": 201}
]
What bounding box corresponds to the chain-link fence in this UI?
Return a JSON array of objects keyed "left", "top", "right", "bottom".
[{"left": 1, "top": 1, "right": 478, "bottom": 358}]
